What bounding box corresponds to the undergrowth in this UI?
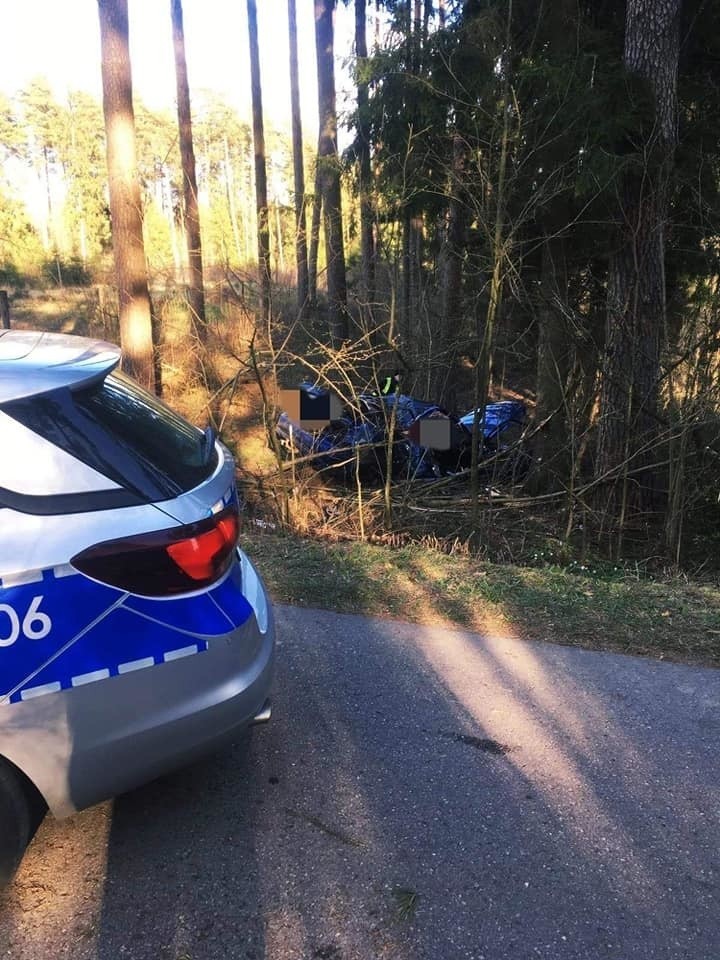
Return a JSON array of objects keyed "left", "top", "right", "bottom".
[{"left": 12, "top": 286, "right": 720, "bottom": 666}]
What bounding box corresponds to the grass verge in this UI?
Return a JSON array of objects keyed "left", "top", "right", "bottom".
[{"left": 239, "top": 529, "right": 720, "bottom": 667}]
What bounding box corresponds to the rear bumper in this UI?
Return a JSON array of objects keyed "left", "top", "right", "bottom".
[
  {"left": 70, "top": 604, "right": 274, "bottom": 814},
  {"left": 0, "top": 603, "right": 274, "bottom": 817}
]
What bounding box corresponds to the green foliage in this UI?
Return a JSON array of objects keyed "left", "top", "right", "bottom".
[
  {"left": 0, "top": 187, "right": 45, "bottom": 281},
  {"left": 18, "top": 77, "right": 63, "bottom": 163},
  {"left": 0, "top": 92, "right": 24, "bottom": 161},
  {"left": 143, "top": 200, "right": 177, "bottom": 276},
  {"left": 0, "top": 262, "right": 25, "bottom": 290},
  {"left": 349, "top": 0, "right": 720, "bottom": 343},
  {"left": 0, "top": 79, "right": 309, "bottom": 285},
  {"left": 61, "top": 91, "right": 111, "bottom": 263},
  {"left": 41, "top": 257, "right": 93, "bottom": 287}
]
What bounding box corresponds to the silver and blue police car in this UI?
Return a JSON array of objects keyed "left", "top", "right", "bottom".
[{"left": 0, "top": 330, "right": 274, "bottom": 882}]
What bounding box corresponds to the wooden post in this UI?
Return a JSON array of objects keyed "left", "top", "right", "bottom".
[{"left": 0, "top": 291, "right": 10, "bottom": 329}]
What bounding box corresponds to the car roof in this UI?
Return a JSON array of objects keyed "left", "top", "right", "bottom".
[{"left": 0, "top": 330, "right": 121, "bottom": 403}]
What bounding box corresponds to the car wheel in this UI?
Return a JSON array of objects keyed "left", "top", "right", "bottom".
[{"left": 0, "top": 758, "right": 46, "bottom": 885}]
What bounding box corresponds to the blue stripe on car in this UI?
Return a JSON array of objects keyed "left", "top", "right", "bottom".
[{"left": 1, "top": 559, "right": 254, "bottom": 704}]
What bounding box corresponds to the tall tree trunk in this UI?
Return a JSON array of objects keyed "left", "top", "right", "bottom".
[
  {"left": 288, "top": 0, "right": 309, "bottom": 315},
  {"left": 470, "top": 0, "right": 512, "bottom": 519},
  {"left": 315, "top": 0, "right": 348, "bottom": 344},
  {"left": 596, "top": 0, "right": 682, "bottom": 522},
  {"left": 529, "top": 235, "right": 571, "bottom": 492},
  {"left": 308, "top": 156, "right": 322, "bottom": 307},
  {"left": 247, "top": 0, "right": 271, "bottom": 322},
  {"left": 169, "top": 181, "right": 183, "bottom": 283},
  {"left": 423, "top": 0, "right": 432, "bottom": 36},
  {"left": 401, "top": 209, "right": 411, "bottom": 342},
  {"left": 222, "top": 136, "right": 243, "bottom": 263},
  {"left": 437, "top": 132, "right": 467, "bottom": 404},
  {"left": 413, "top": 0, "right": 421, "bottom": 60},
  {"left": 398, "top": 212, "right": 421, "bottom": 359},
  {"left": 97, "top": 0, "right": 156, "bottom": 392},
  {"left": 79, "top": 217, "right": 88, "bottom": 265},
  {"left": 171, "top": 0, "right": 207, "bottom": 341},
  {"left": 411, "top": 214, "right": 422, "bottom": 325},
  {"left": 274, "top": 202, "right": 285, "bottom": 274},
  {"left": 528, "top": 0, "right": 578, "bottom": 495},
  {"left": 37, "top": 165, "right": 50, "bottom": 251},
  {"left": 43, "top": 149, "right": 57, "bottom": 271},
  {"left": 355, "top": 0, "right": 375, "bottom": 314}
]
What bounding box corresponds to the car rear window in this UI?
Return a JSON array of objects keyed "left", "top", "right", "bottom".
[{"left": 3, "top": 372, "right": 217, "bottom": 502}]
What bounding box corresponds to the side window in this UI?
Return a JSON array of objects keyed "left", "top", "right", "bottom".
[
  {"left": 74, "top": 373, "right": 215, "bottom": 492},
  {"left": 2, "top": 373, "right": 217, "bottom": 504},
  {"left": 0, "top": 410, "right": 119, "bottom": 497}
]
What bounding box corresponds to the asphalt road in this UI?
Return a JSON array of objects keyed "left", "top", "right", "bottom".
[{"left": 1, "top": 604, "right": 719, "bottom": 960}]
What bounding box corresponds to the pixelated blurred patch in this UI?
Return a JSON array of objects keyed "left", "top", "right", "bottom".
[
  {"left": 280, "top": 387, "right": 343, "bottom": 429},
  {"left": 406, "top": 415, "right": 452, "bottom": 450}
]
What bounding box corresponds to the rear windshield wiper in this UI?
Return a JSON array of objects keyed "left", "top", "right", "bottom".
[{"left": 201, "top": 425, "right": 216, "bottom": 465}]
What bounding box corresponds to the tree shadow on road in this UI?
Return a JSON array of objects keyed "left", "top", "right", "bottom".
[
  {"left": 93, "top": 603, "right": 719, "bottom": 958},
  {"left": 2, "top": 591, "right": 717, "bottom": 960}
]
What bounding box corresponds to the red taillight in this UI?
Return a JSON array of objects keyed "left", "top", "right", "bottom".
[
  {"left": 167, "top": 513, "right": 239, "bottom": 581},
  {"left": 71, "top": 505, "right": 240, "bottom": 596}
]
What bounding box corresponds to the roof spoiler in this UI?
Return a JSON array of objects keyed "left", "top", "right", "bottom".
[{"left": 0, "top": 331, "right": 121, "bottom": 404}]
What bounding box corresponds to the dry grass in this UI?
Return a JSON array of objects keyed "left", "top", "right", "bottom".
[{"left": 240, "top": 529, "right": 720, "bottom": 667}]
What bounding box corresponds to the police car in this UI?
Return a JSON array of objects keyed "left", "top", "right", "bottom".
[{"left": 0, "top": 330, "right": 274, "bottom": 882}]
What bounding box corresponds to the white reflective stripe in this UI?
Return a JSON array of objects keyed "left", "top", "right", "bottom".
[
  {"left": 208, "top": 592, "right": 236, "bottom": 631},
  {"left": 71, "top": 668, "right": 110, "bottom": 687},
  {"left": 53, "top": 564, "right": 79, "bottom": 579},
  {"left": 1, "top": 569, "right": 44, "bottom": 588},
  {"left": 1, "top": 593, "right": 129, "bottom": 706},
  {"left": 163, "top": 644, "right": 198, "bottom": 662},
  {"left": 118, "top": 656, "right": 155, "bottom": 674},
  {"left": 119, "top": 604, "right": 221, "bottom": 638},
  {"left": 20, "top": 681, "right": 62, "bottom": 700}
]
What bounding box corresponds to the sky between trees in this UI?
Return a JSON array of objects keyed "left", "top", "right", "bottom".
[{"left": 2, "top": 0, "right": 356, "bottom": 134}]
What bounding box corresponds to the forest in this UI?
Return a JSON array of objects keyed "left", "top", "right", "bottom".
[{"left": 2, "top": 0, "right": 720, "bottom": 573}]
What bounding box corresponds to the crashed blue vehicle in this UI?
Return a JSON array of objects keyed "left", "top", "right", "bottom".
[{"left": 275, "top": 382, "right": 527, "bottom": 481}]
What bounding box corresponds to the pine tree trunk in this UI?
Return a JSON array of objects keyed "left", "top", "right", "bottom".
[
  {"left": 274, "top": 202, "right": 285, "bottom": 274},
  {"left": 355, "top": 0, "right": 375, "bottom": 312},
  {"left": 401, "top": 209, "right": 411, "bottom": 343},
  {"left": 596, "top": 0, "right": 682, "bottom": 518},
  {"left": 315, "top": 0, "right": 348, "bottom": 344},
  {"left": 437, "top": 132, "right": 466, "bottom": 404},
  {"left": 223, "top": 136, "right": 243, "bottom": 263},
  {"left": 529, "top": 236, "right": 571, "bottom": 492},
  {"left": 469, "top": 0, "right": 512, "bottom": 519},
  {"left": 98, "top": 0, "right": 156, "bottom": 392},
  {"left": 171, "top": 0, "right": 207, "bottom": 341},
  {"left": 247, "top": 0, "right": 271, "bottom": 322},
  {"left": 170, "top": 199, "right": 183, "bottom": 283},
  {"left": 288, "top": 0, "right": 309, "bottom": 315},
  {"left": 308, "top": 156, "right": 322, "bottom": 308},
  {"left": 423, "top": 0, "right": 432, "bottom": 36}
]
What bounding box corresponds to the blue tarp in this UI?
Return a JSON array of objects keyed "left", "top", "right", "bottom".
[
  {"left": 275, "top": 385, "right": 527, "bottom": 481},
  {"left": 459, "top": 400, "right": 527, "bottom": 439}
]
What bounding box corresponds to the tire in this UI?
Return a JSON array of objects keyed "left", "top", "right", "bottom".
[{"left": 0, "top": 759, "right": 45, "bottom": 886}]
